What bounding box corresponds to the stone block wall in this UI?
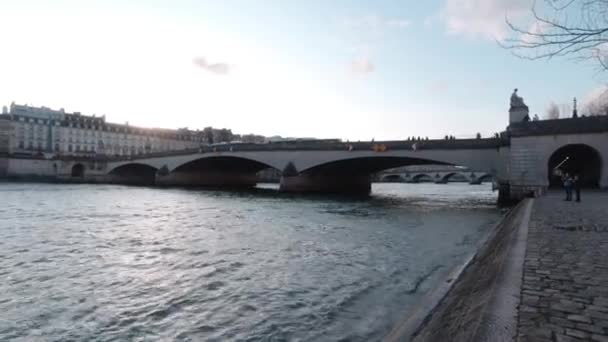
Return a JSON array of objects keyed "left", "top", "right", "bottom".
[{"left": 508, "top": 132, "right": 608, "bottom": 199}]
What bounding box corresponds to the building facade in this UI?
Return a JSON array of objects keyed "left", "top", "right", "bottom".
[
  {"left": 0, "top": 115, "right": 12, "bottom": 154},
  {"left": 0, "top": 103, "right": 205, "bottom": 157}
]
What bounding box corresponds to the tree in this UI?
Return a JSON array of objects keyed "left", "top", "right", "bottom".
[
  {"left": 546, "top": 102, "right": 561, "bottom": 119},
  {"left": 217, "top": 128, "right": 233, "bottom": 142},
  {"left": 202, "top": 127, "right": 214, "bottom": 144},
  {"left": 584, "top": 87, "right": 608, "bottom": 115},
  {"left": 504, "top": 0, "right": 608, "bottom": 72}
]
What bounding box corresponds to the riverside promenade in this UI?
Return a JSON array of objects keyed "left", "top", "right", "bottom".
[
  {"left": 388, "top": 192, "right": 608, "bottom": 341},
  {"left": 518, "top": 192, "right": 608, "bottom": 341}
]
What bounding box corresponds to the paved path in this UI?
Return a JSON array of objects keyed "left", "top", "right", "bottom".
[{"left": 518, "top": 191, "right": 608, "bottom": 342}]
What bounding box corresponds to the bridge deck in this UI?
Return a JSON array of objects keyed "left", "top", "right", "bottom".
[{"left": 33, "top": 138, "right": 506, "bottom": 162}]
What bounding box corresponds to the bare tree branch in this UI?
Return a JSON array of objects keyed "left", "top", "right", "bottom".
[{"left": 502, "top": 0, "right": 608, "bottom": 71}]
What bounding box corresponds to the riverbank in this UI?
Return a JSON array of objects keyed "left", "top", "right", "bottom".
[
  {"left": 386, "top": 198, "right": 532, "bottom": 341},
  {"left": 388, "top": 191, "right": 608, "bottom": 342},
  {"left": 517, "top": 192, "right": 608, "bottom": 341}
]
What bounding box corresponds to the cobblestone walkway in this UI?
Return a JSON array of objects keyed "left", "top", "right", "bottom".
[{"left": 518, "top": 192, "right": 608, "bottom": 342}]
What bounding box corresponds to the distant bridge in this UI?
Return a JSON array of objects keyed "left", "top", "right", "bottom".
[{"left": 378, "top": 171, "right": 494, "bottom": 184}]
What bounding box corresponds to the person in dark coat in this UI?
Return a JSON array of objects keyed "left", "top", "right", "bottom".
[{"left": 573, "top": 175, "right": 581, "bottom": 202}]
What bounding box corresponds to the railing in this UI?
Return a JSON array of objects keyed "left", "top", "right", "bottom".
[
  {"left": 115, "top": 137, "right": 508, "bottom": 160},
  {"left": 2, "top": 137, "right": 509, "bottom": 162}
]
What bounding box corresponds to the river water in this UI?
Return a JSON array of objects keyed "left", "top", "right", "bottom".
[{"left": 0, "top": 182, "right": 501, "bottom": 341}]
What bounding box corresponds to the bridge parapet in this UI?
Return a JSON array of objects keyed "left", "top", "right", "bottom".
[
  {"left": 100, "top": 137, "right": 508, "bottom": 163},
  {"left": 509, "top": 116, "right": 608, "bottom": 137}
]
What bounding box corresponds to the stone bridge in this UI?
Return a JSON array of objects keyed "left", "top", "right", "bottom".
[
  {"left": 378, "top": 171, "right": 495, "bottom": 184},
  {"left": 13, "top": 115, "right": 608, "bottom": 202},
  {"left": 95, "top": 139, "right": 506, "bottom": 194}
]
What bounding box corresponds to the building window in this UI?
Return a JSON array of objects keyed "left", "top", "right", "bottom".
[
  {"left": 19, "top": 141, "right": 24, "bottom": 149},
  {"left": 55, "top": 143, "right": 60, "bottom": 152},
  {"left": 68, "top": 145, "right": 73, "bottom": 152}
]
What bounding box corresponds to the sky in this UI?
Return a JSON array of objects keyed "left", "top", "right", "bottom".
[{"left": 0, "top": 0, "right": 605, "bottom": 140}]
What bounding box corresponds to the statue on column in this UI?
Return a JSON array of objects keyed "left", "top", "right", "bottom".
[
  {"left": 509, "top": 88, "right": 530, "bottom": 124},
  {"left": 510, "top": 88, "right": 527, "bottom": 109}
]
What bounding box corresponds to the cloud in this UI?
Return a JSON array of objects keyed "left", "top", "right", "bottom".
[
  {"left": 193, "top": 57, "right": 231, "bottom": 75},
  {"left": 440, "top": 0, "right": 532, "bottom": 40},
  {"left": 350, "top": 58, "right": 374, "bottom": 74},
  {"left": 582, "top": 85, "right": 608, "bottom": 115},
  {"left": 519, "top": 20, "right": 551, "bottom": 45}
]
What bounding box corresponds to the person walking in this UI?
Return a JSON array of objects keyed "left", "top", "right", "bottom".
[{"left": 573, "top": 174, "right": 581, "bottom": 202}]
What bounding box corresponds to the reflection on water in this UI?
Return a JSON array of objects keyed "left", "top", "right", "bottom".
[{"left": 0, "top": 182, "right": 500, "bottom": 341}]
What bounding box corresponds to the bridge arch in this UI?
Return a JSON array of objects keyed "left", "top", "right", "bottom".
[
  {"left": 108, "top": 163, "right": 158, "bottom": 185},
  {"left": 299, "top": 156, "right": 450, "bottom": 175},
  {"left": 439, "top": 172, "right": 469, "bottom": 183},
  {"left": 547, "top": 144, "right": 602, "bottom": 188},
  {"left": 159, "top": 156, "right": 281, "bottom": 188},
  {"left": 476, "top": 173, "right": 494, "bottom": 183},
  {"left": 172, "top": 155, "right": 279, "bottom": 174},
  {"left": 412, "top": 173, "right": 434, "bottom": 183}
]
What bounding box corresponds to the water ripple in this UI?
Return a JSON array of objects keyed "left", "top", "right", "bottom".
[{"left": 0, "top": 182, "right": 499, "bottom": 341}]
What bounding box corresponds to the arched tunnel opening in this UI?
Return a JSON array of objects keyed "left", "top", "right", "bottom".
[
  {"left": 548, "top": 144, "right": 602, "bottom": 188},
  {"left": 109, "top": 163, "right": 158, "bottom": 185},
  {"left": 71, "top": 163, "right": 85, "bottom": 178}
]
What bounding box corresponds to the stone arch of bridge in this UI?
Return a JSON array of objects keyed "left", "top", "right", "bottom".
[
  {"left": 109, "top": 163, "right": 158, "bottom": 174},
  {"left": 439, "top": 172, "right": 470, "bottom": 183},
  {"left": 476, "top": 173, "right": 494, "bottom": 183},
  {"left": 411, "top": 173, "right": 435, "bottom": 182},
  {"left": 152, "top": 155, "right": 282, "bottom": 187},
  {"left": 547, "top": 144, "right": 602, "bottom": 188},
  {"left": 298, "top": 156, "right": 451, "bottom": 176},
  {"left": 171, "top": 155, "right": 280, "bottom": 174},
  {"left": 108, "top": 163, "right": 158, "bottom": 185}
]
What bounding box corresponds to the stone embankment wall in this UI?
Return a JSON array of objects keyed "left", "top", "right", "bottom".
[
  {"left": 508, "top": 132, "right": 608, "bottom": 199},
  {"left": 0, "top": 157, "right": 108, "bottom": 182},
  {"left": 387, "top": 199, "right": 533, "bottom": 342}
]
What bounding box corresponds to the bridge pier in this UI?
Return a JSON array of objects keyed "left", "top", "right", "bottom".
[
  {"left": 279, "top": 173, "right": 371, "bottom": 194},
  {"left": 155, "top": 171, "right": 258, "bottom": 188}
]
